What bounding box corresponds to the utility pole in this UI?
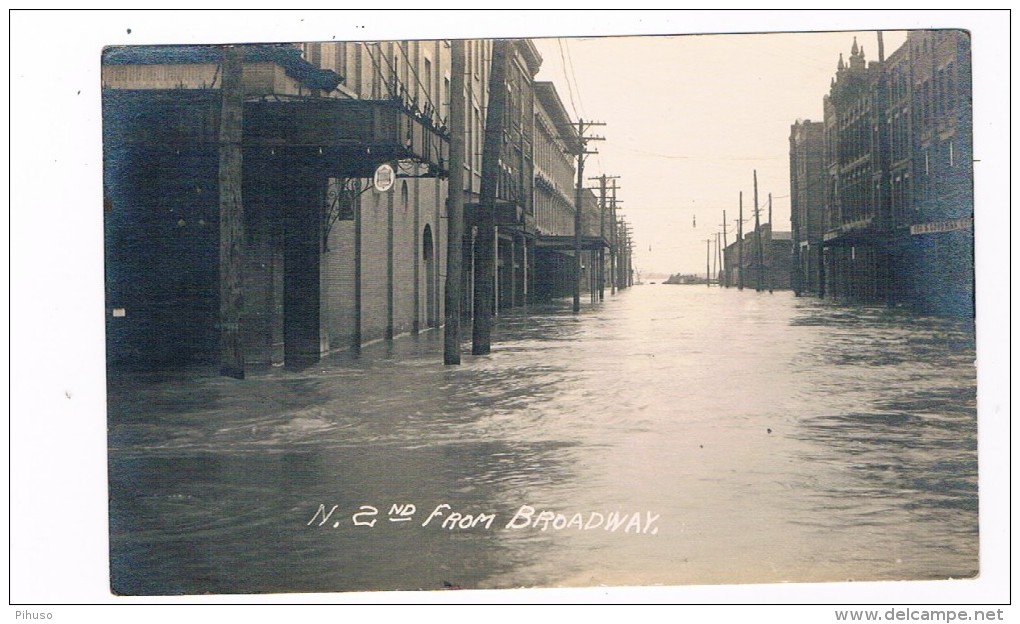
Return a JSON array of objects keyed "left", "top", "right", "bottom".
[
  {"left": 716, "top": 231, "right": 723, "bottom": 285},
  {"left": 218, "top": 45, "right": 245, "bottom": 379},
  {"left": 610, "top": 180, "right": 619, "bottom": 295},
  {"left": 589, "top": 174, "right": 619, "bottom": 302},
  {"left": 711, "top": 234, "right": 717, "bottom": 285},
  {"left": 443, "top": 39, "right": 466, "bottom": 365},
  {"left": 570, "top": 119, "right": 605, "bottom": 313},
  {"left": 616, "top": 219, "right": 624, "bottom": 290},
  {"left": 754, "top": 169, "right": 764, "bottom": 292},
  {"left": 472, "top": 39, "right": 509, "bottom": 356},
  {"left": 617, "top": 218, "right": 629, "bottom": 290},
  {"left": 738, "top": 191, "right": 744, "bottom": 291},
  {"left": 767, "top": 192, "right": 774, "bottom": 294},
  {"left": 721, "top": 209, "right": 728, "bottom": 287},
  {"left": 625, "top": 225, "right": 634, "bottom": 287},
  {"left": 705, "top": 238, "right": 712, "bottom": 287}
]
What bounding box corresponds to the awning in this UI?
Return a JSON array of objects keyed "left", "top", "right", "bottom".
[
  {"left": 246, "top": 98, "right": 449, "bottom": 178},
  {"left": 464, "top": 201, "right": 524, "bottom": 227}
]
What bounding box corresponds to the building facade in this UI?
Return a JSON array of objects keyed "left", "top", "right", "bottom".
[
  {"left": 531, "top": 82, "right": 615, "bottom": 302},
  {"left": 104, "top": 38, "right": 623, "bottom": 372},
  {"left": 789, "top": 119, "right": 826, "bottom": 296},
  {"left": 104, "top": 41, "right": 457, "bottom": 370},
  {"left": 724, "top": 223, "right": 793, "bottom": 292},
  {"left": 817, "top": 31, "right": 973, "bottom": 316}
]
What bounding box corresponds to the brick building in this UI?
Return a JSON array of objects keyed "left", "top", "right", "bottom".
[
  {"left": 789, "top": 119, "right": 826, "bottom": 296},
  {"left": 104, "top": 42, "right": 451, "bottom": 370},
  {"left": 104, "top": 38, "right": 621, "bottom": 372},
  {"left": 816, "top": 31, "right": 973, "bottom": 315},
  {"left": 724, "top": 223, "right": 793, "bottom": 292}
]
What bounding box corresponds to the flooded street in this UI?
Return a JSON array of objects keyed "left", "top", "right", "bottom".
[{"left": 107, "top": 285, "right": 978, "bottom": 596}]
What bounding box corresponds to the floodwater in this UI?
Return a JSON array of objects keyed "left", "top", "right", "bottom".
[{"left": 106, "top": 285, "right": 978, "bottom": 596}]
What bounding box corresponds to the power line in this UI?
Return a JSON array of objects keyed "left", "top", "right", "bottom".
[
  {"left": 559, "top": 39, "right": 605, "bottom": 172},
  {"left": 557, "top": 39, "right": 579, "bottom": 120},
  {"left": 563, "top": 39, "right": 586, "bottom": 119}
]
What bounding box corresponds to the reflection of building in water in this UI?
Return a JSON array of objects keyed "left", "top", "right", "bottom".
[{"left": 800, "top": 30, "right": 973, "bottom": 316}]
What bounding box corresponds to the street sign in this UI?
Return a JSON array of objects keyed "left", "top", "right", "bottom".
[
  {"left": 373, "top": 163, "right": 395, "bottom": 193},
  {"left": 910, "top": 216, "right": 973, "bottom": 236}
]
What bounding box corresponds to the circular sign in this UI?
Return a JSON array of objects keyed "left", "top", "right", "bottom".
[{"left": 373, "top": 163, "right": 395, "bottom": 193}]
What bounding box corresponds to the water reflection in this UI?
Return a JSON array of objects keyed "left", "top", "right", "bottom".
[{"left": 107, "top": 285, "right": 978, "bottom": 594}]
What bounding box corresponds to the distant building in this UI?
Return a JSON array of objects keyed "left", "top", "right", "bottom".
[
  {"left": 532, "top": 82, "right": 618, "bottom": 301},
  {"left": 723, "top": 223, "right": 793, "bottom": 291},
  {"left": 789, "top": 119, "right": 826, "bottom": 296}
]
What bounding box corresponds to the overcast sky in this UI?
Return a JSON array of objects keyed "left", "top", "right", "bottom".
[{"left": 532, "top": 31, "right": 909, "bottom": 276}]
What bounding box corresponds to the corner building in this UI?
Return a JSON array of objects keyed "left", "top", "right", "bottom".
[
  {"left": 818, "top": 31, "right": 973, "bottom": 315},
  {"left": 103, "top": 38, "right": 612, "bottom": 372}
]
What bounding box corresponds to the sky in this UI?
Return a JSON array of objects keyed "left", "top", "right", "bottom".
[{"left": 531, "top": 30, "right": 908, "bottom": 276}]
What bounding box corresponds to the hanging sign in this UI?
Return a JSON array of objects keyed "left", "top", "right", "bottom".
[{"left": 373, "top": 163, "right": 395, "bottom": 193}]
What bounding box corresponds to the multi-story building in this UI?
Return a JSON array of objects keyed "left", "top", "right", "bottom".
[
  {"left": 531, "top": 82, "right": 612, "bottom": 302},
  {"left": 103, "top": 43, "right": 452, "bottom": 370},
  {"left": 817, "top": 31, "right": 973, "bottom": 316},
  {"left": 821, "top": 37, "right": 890, "bottom": 304},
  {"left": 789, "top": 119, "right": 826, "bottom": 296},
  {"left": 103, "top": 38, "right": 620, "bottom": 372},
  {"left": 899, "top": 30, "right": 974, "bottom": 316}
]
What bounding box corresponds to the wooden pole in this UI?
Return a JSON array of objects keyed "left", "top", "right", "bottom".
[
  {"left": 353, "top": 180, "right": 362, "bottom": 355},
  {"left": 768, "top": 192, "right": 774, "bottom": 293},
  {"left": 714, "top": 231, "right": 722, "bottom": 285},
  {"left": 722, "top": 209, "right": 728, "bottom": 286},
  {"left": 706, "top": 238, "right": 711, "bottom": 287},
  {"left": 218, "top": 45, "right": 245, "bottom": 379},
  {"left": 610, "top": 180, "right": 618, "bottom": 294},
  {"left": 573, "top": 120, "right": 586, "bottom": 313},
  {"left": 716, "top": 231, "right": 723, "bottom": 285},
  {"left": 472, "top": 39, "right": 509, "bottom": 356},
  {"left": 443, "top": 39, "right": 466, "bottom": 365},
  {"left": 738, "top": 191, "right": 744, "bottom": 290},
  {"left": 598, "top": 175, "right": 606, "bottom": 301},
  {"left": 754, "top": 169, "right": 764, "bottom": 292}
]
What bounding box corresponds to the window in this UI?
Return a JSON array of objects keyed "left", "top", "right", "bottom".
[
  {"left": 942, "top": 63, "right": 950, "bottom": 112},
  {"left": 442, "top": 75, "right": 450, "bottom": 124}
]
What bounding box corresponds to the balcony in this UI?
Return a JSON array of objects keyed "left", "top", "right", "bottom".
[
  {"left": 103, "top": 90, "right": 449, "bottom": 179},
  {"left": 246, "top": 98, "right": 449, "bottom": 178}
]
